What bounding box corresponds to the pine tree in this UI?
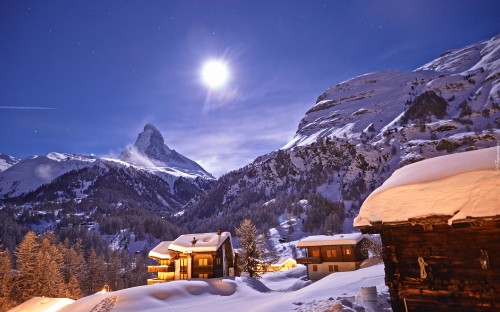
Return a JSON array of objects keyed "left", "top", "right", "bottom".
[
  {"left": 61, "top": 239, "right": 85, "bottom": 298},
  {"left": 107, "top": 251, "right": 121, "bottom": 291},
  {"left": 69, "top": 240, "right": 86, "bottom": 296},
  {"left": 236, "top": 219, "right": 260, "bottom": 278},
  {"left": 129, "top": 253, "right": 147, "bottom": 287},
  {"left": 257, "top": 233, "right": 278, "bottom": 272},
  {"left": 119, "top": 251, "right": 132, "bottom": 289},
  {"left": 13, "top": 231, "right": 39, "bottom": 302},
  {"left": 0, "top": 247, "right": 14, "bottom": 311},
  {"left": 85, "top": 248, "right": 106, "bottom": 294},
  {"left": 35, "top": 237, "right": 66, "bottom": 297},
  {"left": 66, "top": 274, "right": 82, "bottom": 300}
]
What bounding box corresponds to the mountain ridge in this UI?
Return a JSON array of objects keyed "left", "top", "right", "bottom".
[{"left": 0, "top": 125, "right": 214, "bottom": 217}]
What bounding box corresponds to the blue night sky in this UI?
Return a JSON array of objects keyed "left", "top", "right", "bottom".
[{"left": 1, "top": 0, "right": 499, "bottom": 177}]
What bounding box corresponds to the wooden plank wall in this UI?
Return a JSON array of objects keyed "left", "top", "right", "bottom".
[{"left": 365, "top": 218, "right": 499, "bottom": 312}]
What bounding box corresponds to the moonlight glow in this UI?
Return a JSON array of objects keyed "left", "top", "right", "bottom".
[{"left": 201, "top": 60, "right": 229, "bottom": 89}]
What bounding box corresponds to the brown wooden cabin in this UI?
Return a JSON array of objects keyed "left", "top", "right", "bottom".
[
  {"left": 296, "top": 233, "right": 368, "bottom": 280},
  {"left": 357, "top": 216, "right": 499, "bottom": 312},
  {"left": 148, "top": 230, "right": 234, "bottom": 284},
  {"left": 354, "top": 147, "right": 499, "bottom": 311}
]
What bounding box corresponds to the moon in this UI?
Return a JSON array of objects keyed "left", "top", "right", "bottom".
[{"left": 201, "top": 60, "right": 229, "bottom": 89}]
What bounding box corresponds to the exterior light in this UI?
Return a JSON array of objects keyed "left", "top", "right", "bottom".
[{"left": 101, "top": 284, "right": 110, "bottom": 293}]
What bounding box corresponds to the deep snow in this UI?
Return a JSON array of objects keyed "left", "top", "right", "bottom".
[
  {"left": 55, "top": 262, "right": 388, "bottom": 312},
  {"left": 354, "top": 147, "right": 500, "bottom": 226}
]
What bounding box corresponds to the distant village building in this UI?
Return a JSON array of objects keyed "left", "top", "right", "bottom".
[
  {"left": 296, "top": 233, "right": 368, "bottom": 280},
  {"left": 354, "top": 147, "right": 499, "bottom": 312},
  {"left": 270, "top": 257, "right": 297, "bottom": 272},
  {"left": 148, "top": 230, "right": 234, "bottom": 284}
]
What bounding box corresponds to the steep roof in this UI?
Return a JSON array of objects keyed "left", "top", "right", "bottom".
[
  {"left": 297, "top": 233, "right": 364, "bottom": 247},
  {"left": 354, "top": 147, "right": 499, "bottom": 227},
  {"left": 148, "top": 241, "right": 176, "bottom": 260},
  {"left": 168, "top": 232, "right": 232, "bottom": 253}
]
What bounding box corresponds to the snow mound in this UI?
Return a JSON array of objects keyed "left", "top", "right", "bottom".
[
  {"left": 354, "top": 147, "right": 500, "bottom": 226},
  {"left": 9, "top": 297, "right": 74, "bottom": 312},
  {"left": 60, "top": 263, "right": 387, "bottom": 312}
]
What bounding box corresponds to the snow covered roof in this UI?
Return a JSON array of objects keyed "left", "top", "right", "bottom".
[
  {"left": 297, "top": 233, "right": 365, "bottom": 247},
  {"left": 354, "top": 147, "right": 500, "bottom": 227},
  {"left": 9, "top": 297, "right": 74, "bottom": 312},
  {"left": 148, "top": 241, "right": 176, "bottom": 259},
  {"left": 168, "top": 232, "right": 232, "bottom": 253},
  {"left": 272, "top": 257, "right": 297, "bottom": 267}
]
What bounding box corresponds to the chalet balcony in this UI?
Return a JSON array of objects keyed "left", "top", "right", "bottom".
[
  {"left": 296, "top": 257, "right": 322, "bottom": 264},
  {"left": 147, "top": 278, "right": 167, "bottom": 285},
  {"left": 148, "top": 265, "right": 175, "bottom": 273},
  {"left": 193, "top": 266, "right": 213, "bottom": 273}
]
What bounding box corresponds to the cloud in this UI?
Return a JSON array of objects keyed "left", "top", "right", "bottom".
[
  {"left": 120, "top": 146, "right": 163, "bottom": 168},
  {"left": 35, "top": 164, "right": 54, "bottom": 182},
  {"left": 166, "top": 104, "right": 302, "bottom": 177},
  {"left": 0, "top": 106, "right": 56, "bottom": 110},
  {"left": 202, "top": 87, "right": 245, "bottom": 112}
]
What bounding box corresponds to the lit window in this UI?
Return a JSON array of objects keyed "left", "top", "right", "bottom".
[
  {"left": 199, "top": 274, "right": 208, "bottom": 278},
  {"left": 199, "top": 258, "right": 208, "bottom": 266},
  {"left": 345, "top": 248, "right": 352, "bottom": 255},
  {"left": 326, "top": 249, "right": 337, "bottom": 258},
  {"left": 216, "top": 257, "right": 222, "bottom": 265},
  {"left": 312, "top": 249, "right": 320, "bottom": 257}
]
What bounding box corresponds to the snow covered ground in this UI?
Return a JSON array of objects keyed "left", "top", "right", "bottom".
[{"left": 56, "top": 261, "right": 388, "bottom": 312}]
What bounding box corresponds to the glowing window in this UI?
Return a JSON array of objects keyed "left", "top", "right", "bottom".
[
  {"left": 326, "top": 249, "right": 337, "bottom": 258},
  {"left": 199, "top": 258, "right": 208, "bottom": 266},
  {"left": 345, "top": 248, "right": 352, "bottom": 255}
]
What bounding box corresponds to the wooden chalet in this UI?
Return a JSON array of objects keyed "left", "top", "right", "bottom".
[
  {"left": 354, "top": 147, "right": 499, "bottom": 311},
  {"left": 148, "top": 230, "right": 234, "bottom": 284},
  {"left": 296, "top": 233, "right": 368, "bottom": 280}
]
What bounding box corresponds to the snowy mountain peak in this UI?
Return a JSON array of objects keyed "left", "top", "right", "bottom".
[
  {"left": 416, "top": 34, "right": 500, "bottom": 74},
  {"left": 136, "top": 123, "right": 168, "bottom": 153},
  {"left": 285, "top": 34, "right": 500, "bottom": 150},
  {"left": 119, "top": 124, "right": 214, "bottom": 179},
  {"left": 0, "top": 153, "right": 20, "bottom": 172}
]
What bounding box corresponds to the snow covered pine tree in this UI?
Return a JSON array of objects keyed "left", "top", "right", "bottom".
[{"left": 236, "top": 219, "right": 260, "bottom": 278}]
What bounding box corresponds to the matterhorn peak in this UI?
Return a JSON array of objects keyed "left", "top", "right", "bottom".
[
  {"left": 119, "top": 124, "right": 214, "bottom": 179},
  {"left": 135, "top": 123, "right": 168, "bottom": 154}
]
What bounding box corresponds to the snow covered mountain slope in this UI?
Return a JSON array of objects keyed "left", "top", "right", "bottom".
[
  {"left": 0, "top": 153, "right": 20, "bottom": 172},
  {"left": 119, "top": 123, "right": 214, "bottom": 180},
  {"left": 182, "top": 34, "right": 499, "bottom": 234},
  {"left": 288, "top": 34, "right": 500, "bottom": 150},
  {"left": 0, "top": 125, "right": 214, "bottom": 217},
  {"left": 0, "top": 153, "right": 100, "bottom": 198}
]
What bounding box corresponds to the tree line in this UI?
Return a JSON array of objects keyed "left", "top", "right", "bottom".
[{"left": 0, "top": 231, "right": 147, "bottom": 311}]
